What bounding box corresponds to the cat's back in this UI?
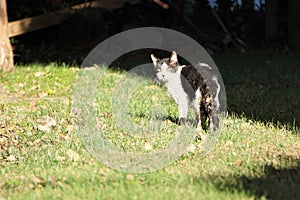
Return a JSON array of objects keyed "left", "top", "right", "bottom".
[{"left": 180, "top": 65, "right": 204, "bottom": 91}]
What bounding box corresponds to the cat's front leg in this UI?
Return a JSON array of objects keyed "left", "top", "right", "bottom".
[{"left": 178, "top": 97, "right": 189, "bottom": 126}]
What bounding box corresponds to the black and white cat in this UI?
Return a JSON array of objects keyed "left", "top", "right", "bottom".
[{"left": 151, "top": 51, "right": 220, "bottom": 132}]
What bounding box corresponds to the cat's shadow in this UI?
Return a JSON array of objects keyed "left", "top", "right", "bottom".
[
  {"left": 131, "top": 113, "right": 197, "bottom": 127},
  {"left": 166, "top": 116, "right": 197, "bottom": 127}
]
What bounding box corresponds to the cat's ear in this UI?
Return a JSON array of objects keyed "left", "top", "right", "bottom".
[
  {"left": 151, "top": 54, "right": 159, "bottom": 67},
  {"left": 170, "top": 51, "right": 178, "bottom": 67}
]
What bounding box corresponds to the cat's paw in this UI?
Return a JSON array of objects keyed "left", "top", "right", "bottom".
[{"left": 179, "top": 118, "right": 187, "bottom": 126}]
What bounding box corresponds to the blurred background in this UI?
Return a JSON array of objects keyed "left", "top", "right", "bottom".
[{"left": 5, "top": 0, "right": 299, "bottom": 64}]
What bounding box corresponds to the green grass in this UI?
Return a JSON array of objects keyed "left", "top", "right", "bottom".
[
  {"left": 0, "top": 51, "right": 300, "bottom": 200},
  {"left": 214, "top": 50, "right": 300, "bottom": 127}
]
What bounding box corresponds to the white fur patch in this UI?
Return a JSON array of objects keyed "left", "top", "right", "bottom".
[{"left": 164, "top": 65, "right": 189, "bottom": 119}]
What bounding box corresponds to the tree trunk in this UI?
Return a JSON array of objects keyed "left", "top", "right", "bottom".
[{"left": 0, "top": 0, "right": 14, "bottom": 72}]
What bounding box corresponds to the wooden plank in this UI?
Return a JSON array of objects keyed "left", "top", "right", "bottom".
[
  {"left": 8, "top": 0, "right": 140, "bottom": 37},
  {"left": 8, "top": 9, "right": 67, "bottom": 37}
]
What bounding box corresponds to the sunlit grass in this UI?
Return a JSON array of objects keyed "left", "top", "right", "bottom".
[{"left": 0, "top": 51, "right": 299, "bottom": 199}]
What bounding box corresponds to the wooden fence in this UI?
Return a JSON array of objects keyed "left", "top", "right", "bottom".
[{"left": 8, "top": 0, "right": 139, "bottom": 37}]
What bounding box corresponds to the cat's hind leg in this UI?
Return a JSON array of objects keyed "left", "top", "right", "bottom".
[
  {"left": 210, "top": 76, "right": 220, "bottom": 131},
  {"left": 193, "top": 89, "right": 202, "bottom": 128}
]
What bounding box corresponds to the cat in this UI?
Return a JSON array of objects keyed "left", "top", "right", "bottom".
[{"left": 150, "top": 51, "right": 220, "bottom": 132}]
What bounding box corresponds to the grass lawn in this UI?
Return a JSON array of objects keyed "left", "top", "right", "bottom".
[{"left": 0, "top": 51, "right": 299, "bottom": 199}]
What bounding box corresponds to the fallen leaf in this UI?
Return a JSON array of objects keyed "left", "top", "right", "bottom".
[
  {"left": 28, "top": 183, "right": 35, "bottom": 189},
  {"left": 126, "top": 174, "right": 134, "bottom": 181},
  {"left": 37, "top": 116, "right": 56, "bottom": 133},
  {"left": 152, "top": 95, "right": 158, "bottom": 102},
  {"left": 99, "top": 169, "right": 106, "bottom": 177},
  {"left": 45, "top": 117, "right": 56, "bottom": 127},
  {"left": 33, "top": 139, "right": 42, "bottom": 145},
  {"left": 56, "top": 155, "right": 65, "bottom": 161},
  {"left": 32, "top": 175, "right": 45, "bottom": 185},
  {"left": 7, "top": 155, "right": 16, "bottom": 162},
  {"left": 99, "top": 112, "right": 112, "bottom": 118},
  {"left": 61, "top": 176, "right": 67, "bottom": 182},
  {"left": 63, "top": 98, "right": 70, "bottom": 105},
  {"left": 0, "top": 135, "right": 8, "bottom": 144},
  {"left": 38, "top": 92, "right": 48, "bottom": 98},
  {"left": 0, "top": 181, "right": 4, "bottom": 189},
  {"left": 29, "top": 101, "right": 36, "bottom": 110},
  {"left": 48, "top": 175, "right": 57, "bottom": 186},
  {"left": 67, "top": 149, "right": 80, "bottom": 161},
  {"left": 30, "top": 85, "right": 38, "bottom": 91},
  {"left": 144, "top": 142, "right": 153, "bottom": 151},
  {"left": 66, "top": 125, "right": 74, "bottom": 133},
  {"left": 34, "top": 71, "right": 46, "bottom": 77},
  {"left": 235, "top": 159, "right": 243, "bottom": 167},
  {"left": 21, "top": 148, "right": 28, "bottom": 155},
  {"left": 26, "top": 131, "right": 34, "bottom": 137},
  {"left": 37, "top": 124, "right": 51, "bottom": 133}
]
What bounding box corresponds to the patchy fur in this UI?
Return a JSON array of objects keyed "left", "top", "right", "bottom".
[{"left": 151, "top": 51, "right": 220, "bottom": 131}]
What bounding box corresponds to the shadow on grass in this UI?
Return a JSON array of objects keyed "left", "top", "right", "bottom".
[
  {"left": 212, "top": 51, "right": 300, "bottom": 130},
  {"left": 209, "top": 161, "right": 300, "bottom": 199}
]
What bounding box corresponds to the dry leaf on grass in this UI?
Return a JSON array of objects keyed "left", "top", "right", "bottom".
[
  {"left": 126, "top": 174, "right": 134, "bottom": 181},
  {"left": 34, "top": 71, "right": 50, "bottom": 78},
  {"left": 29, "top": 101, "right": 36, "bottom": 110},
  {"left": 32, "top": 175, "right": 45, "bottom": 186},
  {"left": 38, "top": 92, "right": 48, "bottom": 98},
  {"left": 144, "top": 142, "right": 153, "bottom": 151},
  {"left": 37, "top": 116, "right": 57, "bottom": 133},
  {"left": 7, "top": 155, "right": 16, "bottom": 162},
  {"left": 48, "top": 175, "right": 57, "bottom": 186},
  {"left": 67, "top": 149, "right": 80, "bottom": 161},
  {"left": 56, "top": 155, "right": 66, "bottom": 162}
]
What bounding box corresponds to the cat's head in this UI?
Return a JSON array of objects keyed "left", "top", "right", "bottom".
[{"left": 150, "top": 51, "right": 180, "bottom": 84}]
